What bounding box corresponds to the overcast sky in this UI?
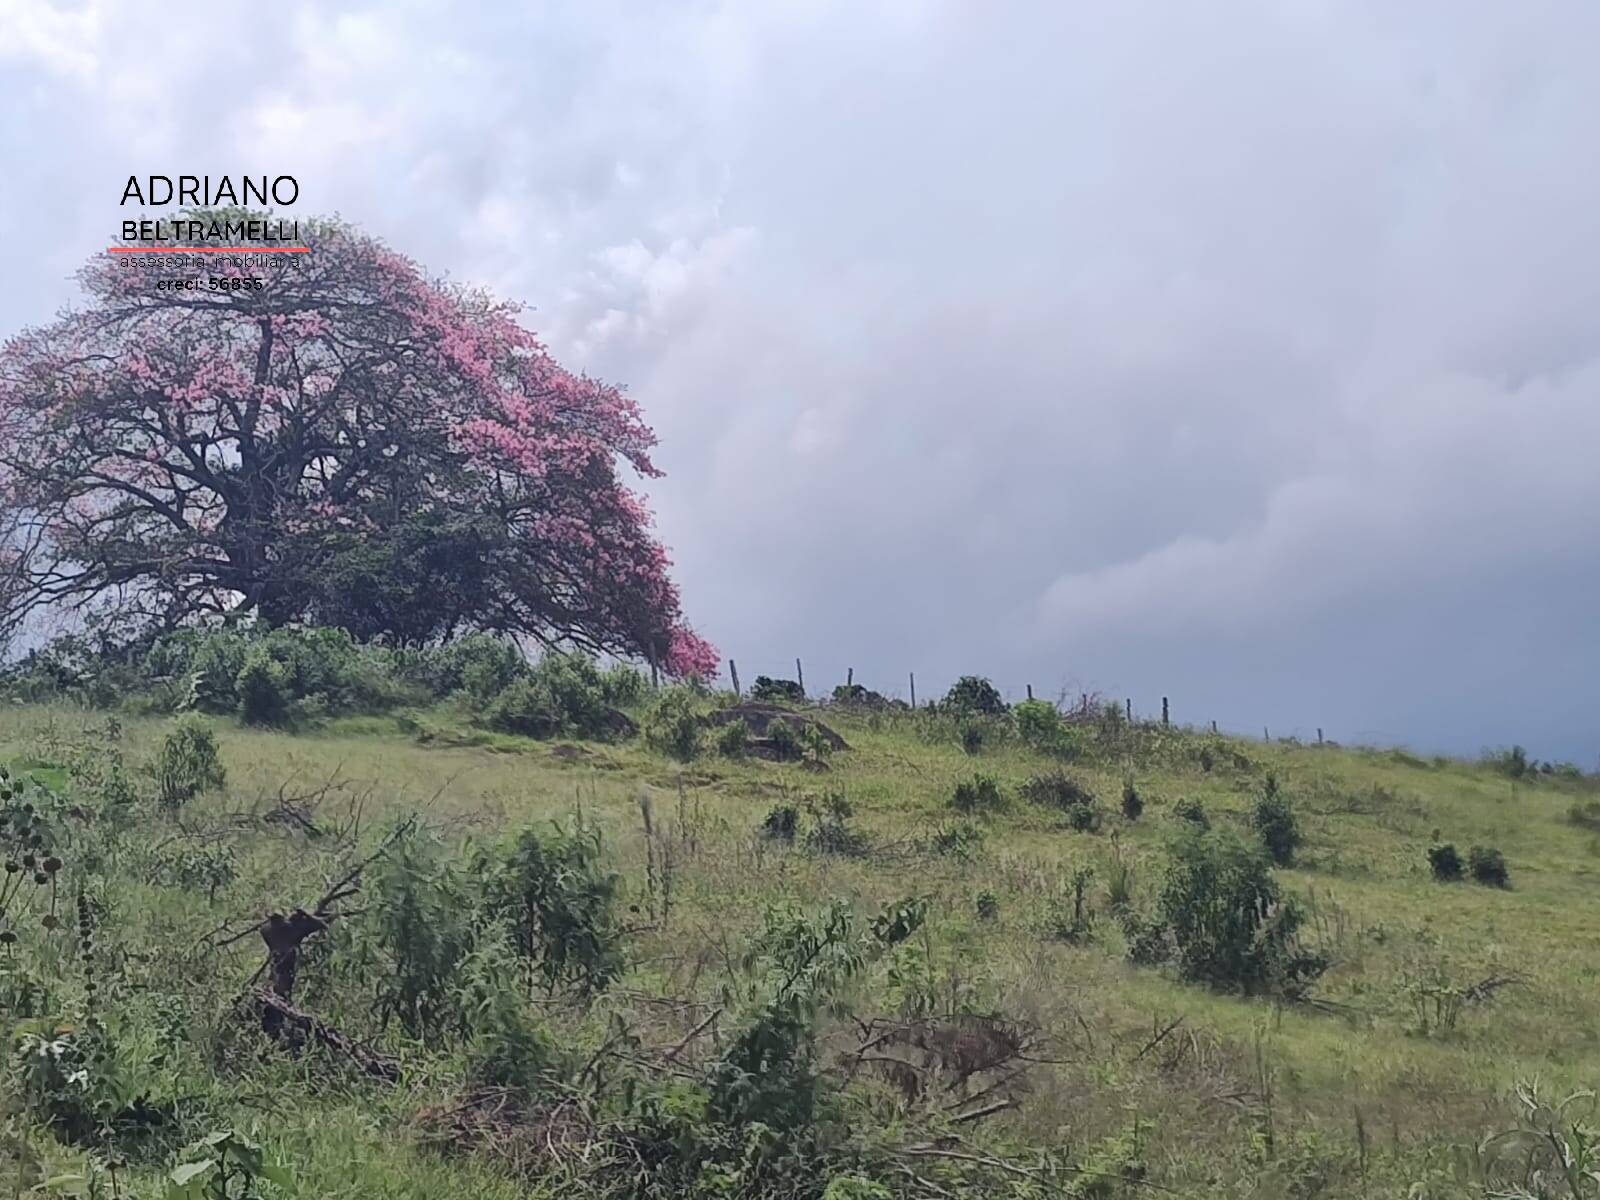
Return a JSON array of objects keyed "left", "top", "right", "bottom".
[{"left": 3, "top": 0, "right": 1598, "bottom": 762}]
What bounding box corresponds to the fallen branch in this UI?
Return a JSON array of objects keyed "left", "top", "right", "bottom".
[{"left": 251, "top": 989, "right": 399, "bottom": 1082}]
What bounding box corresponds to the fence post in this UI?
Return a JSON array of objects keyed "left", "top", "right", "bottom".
[
  {"left": 909, "top": 672, "right": 916, "bottom": 708},
  {"left": 1212, "top": 720, "right": 1217, "bottom": 734},
  {"left": 847, "top": 667, "right": 853, "bottom": 687},
  {"left": 729, "top": 658, "right": 741, "bottom": 697},
  {"left": 1026, "top": 684, "right": 1033, "bottom": 701},
  {"left": 1162, "top": 697, "right": 1169, "bottom": 727},
  {"left": 796, "top": 657, "right": 805, "bottom": 697},
  {"left": 1126, "top": 698, "right": 1132, "bottom": 722},
  {"left": 1317, "top": 727, "right": 1324, "bottom": 744},
  {"left": 1264, "top": 726, "right": 1270, "bottom": 742}
]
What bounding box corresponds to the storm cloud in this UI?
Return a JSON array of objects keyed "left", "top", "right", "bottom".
[{"left": 3, "top": 0, "right": 1597, "bottom": 760}]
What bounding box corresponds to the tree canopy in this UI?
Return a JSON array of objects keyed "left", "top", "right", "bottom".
[{"left": 0, "top": 214, "right": 716, "bottom": 676}]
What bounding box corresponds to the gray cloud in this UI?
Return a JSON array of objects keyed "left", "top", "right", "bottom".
[{"left": 3, "top": 0, "right": 1598, "bottom": 761}]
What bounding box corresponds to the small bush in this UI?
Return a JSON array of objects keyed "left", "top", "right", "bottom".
[
  {"left": 1121, "top": 778, "right": 1144, "bottom": 821},
  {"left": 482, "top": 677, "right": 560, "bottom": 738},
  {"left": 941, "top": 676, "right": 1007, "bottom": 716},
  {"left": 1157, "top": 828, "right": 1326, "bottom": 996},
  {"left": 751, "top": 676, "right": 804, "bottom": 704},
  {"left": 599, "top": 663, "right": 649, "bottom": 707},
  {"left": 958, "top": 721, "right": 987, "bottom": 755},
  {"left": 1487, "top": 745, "right": 1532, "bottom": 780},
  {"left": 1567, "top": 800, "right": 1600, "bottom": 831},
  {"left": 642, "top": 687, "right": 702, "bottom": 761},
  {"left": 1121, "top": 910, "right": 1172, "bottom": 965},
  {"left": 1012, "top": 699, "right": 1064, "bottom": 751},
  {"left": 715, "top": 719, "right": 749, "bottom": 758},
  {"left": 235, "top": 651, "right": 289, "bottom": 726},
  {"left": 1023, "top": 769, "right": 1094, "bottom": 811},
  {"left": 975, "top": 890, "right": 999, "bottom": 921},
  {"left": 931, "top": 822, "right": 984, "bottom": 860},
  {"left": 1172, "top": 797, "right": 1209, "bottom": 829},
  {"left": 766, "top": 718, "right": 803, "bottom": 762},
  {"left": 1469, "top": 845, "right": 1509, "bottom": 888},
  {"left": 1064, "top": 797, "right": 1102, "bottom": 833},
  {"left": 952, "top": 773, "right": 1004, "bottom": 814},
  {"left": 154, "top": 715, "right": 226, "bottom": 809},
  {"left": 1250, "top": 775, "right": 1301, "bottom": 866},
  {"left": 806, "top": 793, "right": 869, "bottom": 857},
  {"left": 761, "top": 804, "right": 799, "bottom": 841},
  {"left": 1428, "top": 843, "right": 1465, "bottom": 881},
  {"left": 1044, "top": 866, "right": 1096, "bottom": 942}
]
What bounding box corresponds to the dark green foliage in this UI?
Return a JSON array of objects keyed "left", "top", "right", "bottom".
[
  {"left": 600, "top": 663, "right": 650, "bottom": 707},
  {"left": 1156, "top": 828, "right": 1326, "bottom": 996},
  {"left": 643, "top": 687, "right": 702, "bottom": 761},
  {"left": 1023, "top": 770, "right": 1097, "bottom": 828},
  {"left": 1121, "top": 778, "right": 1144, "bottom": 821},
  {"left": 951, "top": 773, "right": 1004, "bottom": 814},
  {"left": 1568, "top": 800, "right": 1600, "bottom": 831},
  {"left": 481, "top": 677, "right": 560, "bottom": 738},
  {"left": 1469, "top": 845, "right": 1509, "bottom": 888},
  {"left": 476, "top": 822, "right": 624, "bottom": 996},
  {"left": 831, "top": 683, "right": 888, "bottom": 708},
  {"left": 931, "top": 821, "right": 984, "bottom": 860},
  {"left": 1012, "top": 699, "right": 1063, "bottom": 751},
  {"left": 1172, "top": 797, "right": 1210, "bottom": 829},
  {"left": 154, "top": 716, "right": 226, "bottom": 810},
  {"left": 761, "top": 804, "right": 799, "bottom": 841},
  {"left": 870, "top": 896, "right": 929, "bottom": 946},
  {"left": 941, "top": 675, "right": 1006, "bottom": 717},
  {"left": 1250, "top": 775, "right": 1301, "bottom": 866},
  {"left": 751, "top": 676, "right": 804, "bottom": 704},
  {"left": 766, "top": 718, "right": 803, "bottom": 762},
  {"left": 1045, "top": 865, "right": 1096, "bottom": 942},
  {"left": 1121, "top": 910, "right": 1172, "bottom": 966},
  {"left": 715, "top": 719, "right": 749, "bottom": 758},
  {"left": 805, "top": 793, "right": 868, "bottom": 857},
  {"left": 1487, "top": 745, "right": 1531, "bottom": 779},
  {"left": 958, "top": 721, "right": 987, "bottom": 755},
  {"left": 975, "top": 890, "right": 1000, "bottom": 921},
  {"left": 1428, "top": 843, "right": 1465, "bottom": 881},
  {"left": 234, "top": 651, "right": 289, "bottom": 726}
]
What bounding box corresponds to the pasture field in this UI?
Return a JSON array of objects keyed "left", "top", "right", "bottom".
[{"left": 1, "top": 693, "right": 1597, "bottom": 1198}]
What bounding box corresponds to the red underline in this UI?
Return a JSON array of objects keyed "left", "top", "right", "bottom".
[{"left": 107, "top": 246, "right": 310, "bottom": 253}]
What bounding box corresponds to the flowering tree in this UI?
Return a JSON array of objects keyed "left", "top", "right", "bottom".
[{"left": 0, "top": 214, "right": 717, "bottom": 676}]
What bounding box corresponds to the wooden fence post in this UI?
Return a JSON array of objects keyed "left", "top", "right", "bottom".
[
  {"left": 1125, "top": 698, "right": 1132, "bottom": 722},
  {"left": 1264, "top": 726, "right": 1270, "bottom": 742},
  {"left": 1211, "top": 720, "right": 1217, "bottom": 734},
  {"left": 729, "top": 658, "right": 741, "bottom": 697},
  {"left": 847, "top": 667, "right": 853, "bottom": 687},
  {"left": 1026, "top": 684, "right": 1033, "bottom": 701},
  {"left": 1317, "top": 727, "right": 1324, "bottom": 744},
  {"left": 909, "top": 672, "right": 916, "bottom": 708},
  {"left": 795, "top": 658, "right": 805, "bottom": 697},
  {"left": 1161, "top": 697, "right": 1169, "bottom": 727}
]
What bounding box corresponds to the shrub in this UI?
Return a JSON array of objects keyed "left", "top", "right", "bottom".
[
  {"left": 476, "top": 821, "right": 624, "bottom": 996},
  {"left": 931, "top": 821, "right": 984, "bottom": 860},
  {"left": 1172, "top": 797, "right": 1209, "bottom": 829},
  {"left": 1121, "top": 910, "right": 1172, "bottom": 966},
  {"left": 951, "top": 773, "right": 1004, "bottom": 814},
  {"left": 716, "top": 720, "right": 749, "bottom": 758},
  {"left": 1251, "top": 775, "right": 1301, "bottom": 866},
  {"left": 1012, "top": 699, "right": 1063, "bottom": 751},
  {"left": 806, "top": 793, "right": 869, "bottom": 857},
  {"left": 1567, "top": 800, "right": 1600, "bottom": 831},
  {"left": 941, "top": 676, "right": 1006, "bottom": 717},
  {"left": 1121, "top": 778, "right": 1144, "bottom": 821},
  {"left": 751, "top": 676, "right": 804, "bottom": 704},
  {"left": 1064, "top": 797, "right": 1102, "bottom": 833},
  {"left": 1469, "top": 845, "right": 1509, "bottom": 888},
  {"left": 761, "top": 804, "right": 799, "bottom": 841},
  {"left": 1487, "top": 745, "right": 1532, "bottom": 780},
  {"left": 1044, "top": 865, "right": 1096, "bottom": 942},
  {"left": 642, "top": 687, "right": 702, "bottom": 761},
  {"left": 766, "top": 718, "right": 803, "bottom": 762},
  {"left": 599, "top": 662, "right": 650, "bottom": 707},
  {"left": 1156, "top": 827, "right": 1326, "bottom": 996},
  {"left": 154, "top": 716, "right": 226, "bottom": 809},
  {"left": 1023, "top": 769, "right": 1094, "bottom": 811},
  {"left": 958, "top": 721, "right": 987, "bottom": 755},
  {"left": 482, "top": 677, "right": 560, "bottom": 738},
  {"left": 1428, "top": 843, "right": 1465, "bottom": 881},
  {"left": 234, "top": 651, "right": 289, "bottom": 726},
  {"left": 975, "top": 890, "right": 999, "bottom": 921},
  {"left": 525, "top": 653, "right": 615, "bottom": 739}
]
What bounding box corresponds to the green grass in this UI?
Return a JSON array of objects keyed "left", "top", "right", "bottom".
[{"left": 1, "top": 698, "right": 1596, "bottom": 1197}]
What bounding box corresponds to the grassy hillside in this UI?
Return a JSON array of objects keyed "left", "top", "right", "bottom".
[{"left": 2, "top": 691, "right": 1597, "bottom": 1198}]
